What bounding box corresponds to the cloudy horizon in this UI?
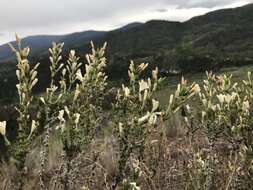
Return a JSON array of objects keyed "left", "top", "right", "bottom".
[{"left": 0, "top": 0, "right": 252, "bottom": 45}]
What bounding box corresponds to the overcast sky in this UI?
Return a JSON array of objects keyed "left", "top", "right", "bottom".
[{"left": 0, "top": 0, "right": 252, "bottom": 44}]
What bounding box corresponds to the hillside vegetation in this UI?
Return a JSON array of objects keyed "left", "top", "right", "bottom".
[
  {"left": 1, "top": 4, "right": 253, "bottom": 100},
  {"left": 0, "top": 36, "right": 253, "bottom": 190}
]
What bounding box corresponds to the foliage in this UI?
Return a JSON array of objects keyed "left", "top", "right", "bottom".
[
  {"left": 1, "top": 4, "right": 253, "bottom": 102},
  {"left": 0, "top": 36, "right": 253, "bottom": 190}
]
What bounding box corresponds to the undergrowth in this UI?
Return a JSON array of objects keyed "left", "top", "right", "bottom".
[{"left": 0, "top": 35, "right": 252, "bottom": 190}]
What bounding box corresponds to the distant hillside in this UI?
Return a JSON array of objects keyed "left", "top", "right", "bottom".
[
  {"left": 1, "top": 4, "right": 253, "bottom": 100},
  {"left": 67, "top": 4, "right": 253, "bottom": 78},
  {"left": 0, "top": 30, "right": 106, "bottom": 62},
  {"left": 0, "top": 23, "right": 144, "bottom": 63}
]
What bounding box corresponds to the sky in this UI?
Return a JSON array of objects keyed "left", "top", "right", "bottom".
[{"left": 0, "top": 0, "right": 252, "bottom": 45}]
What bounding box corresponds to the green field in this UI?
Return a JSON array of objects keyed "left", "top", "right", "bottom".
[{"left": 156, "top": 65, "right": 253, "bottom": 106}]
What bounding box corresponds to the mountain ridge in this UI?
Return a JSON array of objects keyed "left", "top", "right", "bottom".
[
  {"left": 1, "top": 4, "right": 252, "bottom": 63},
  {"left": 0, "top": 22, "right": 145, "bottom": 62}
]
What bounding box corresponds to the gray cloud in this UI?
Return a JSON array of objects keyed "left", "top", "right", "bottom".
[
  {"left": 0, "top": 0, "right": 252, "bottom": 44},
  {"left": 174, "top": 0, "right": 239, "bottom": 8},
  {"left": 155, "top": 8, "right": 168, "bottom": 13}
]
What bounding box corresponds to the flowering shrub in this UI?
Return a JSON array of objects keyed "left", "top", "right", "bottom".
[{"left": 0, "top": 36, "right": 252, "bottom": 190}]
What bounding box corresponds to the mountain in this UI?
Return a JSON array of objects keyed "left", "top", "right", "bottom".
[
  {"left": 0, "top": 30, "right": 106, "bottom": 62},
  {"left": 0, "top": 23, "right": 144, "bottom": 62},
  {"left": 99, "top": 4, "right": 253, "bottom": 76},
  {"left": 114, "top": 22, "right": 143, "bottom": 31},
  {"left": 1, "top": 4, "right": 253, "bottom": 100}
]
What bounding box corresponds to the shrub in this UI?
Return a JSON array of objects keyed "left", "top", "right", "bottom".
[{"left": 0, "top": 36, "right": 252, "bottom": 190}]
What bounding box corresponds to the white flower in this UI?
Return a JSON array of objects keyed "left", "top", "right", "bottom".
[
  {"left": 0, "top": 121, "right": 6, "bottom": 136},
  {"left": 202, "top": 98, "right": 207, "bottom": 107},
  {"left": 186, "top": 104, "right": 190, "bottom": 112},
  {"left": 175, "top": 84, "right": 181, "bottom": 97},
  {"left": 139, "top": 80, "right": 149, "bottom": 92},
  {"left": 152, "top": 67, "right": 158, "bottom": 80},
  {"left": 76, "top": 69, "right": 83, "bottom": 81},
  {"left": 74, "top": 85, "right": 81, "bottom": 101},
  {"left": 248, "top": 71, "right": 251, "bottom": 80},
  {"left": 138, "top": 112, "right": 151, "bottom": 124},
  {"left": 70, "top": 50, "right": 75, "bottom": 57},
  {"left": 242, "top": 100, "right": 250, "bottom": 112},
  {"left": 40, "top": 97, "right": 46, "bottom": 104},
  {"left": 128, "top": 71, "right": 135, "bottom": 81},
  {"left": 16, "top": 70, "right": 20, "bottom": 79},
  {"left": 125, "top": 87, "right": 130, "bottom": 97},
  {"left": 122, "top": 85, "right": 130, "bottom": 97},
  {"left": 226, "top": 93, "right": 237, "bottom": 104},
  {"left": 129, "top": 61, "right": 135, "bottom": 72},
  {"left": 231, "top": 92, "right": 238, "bottom": 100},
  {"left": 184, "top": 117, "right": 189, "bottom": 124},
  {"left": 211, "top": 104, "right": 221, "bottom": 111},
  {"left": 169, "top": 94, "right": 174, "bottom": 106},
  {"left": 148, "top": 114, "right": 157, "bottom": 125},
  {"left": 138, "top": 63, "right": 148, "bottom": 71},
  {"left": 21, "top": 47, "right": 30, "bottom": 57},
  {"left": 62, "top": 68, "right": 66, "bottom": 76},
  {"left": 194, "top": 84, "right": 201, "bottom": 94},
  {"left": 58, "top": 110, "right": 65, "bottom": 123},
  {"left": 192, "top": 84, "right": 201, "bottom": 94},
  {"left": 64, "top": 106, "right": 70, "bottom": 117},
  {"left": 74, "top": 113, "right": 81, "bottom": 125},
  {"left": 152, "top": 99, "right": 159, "bottom": 112},
  {"left": 130, "top": 182, "right": 140, "bottom": 190},
  {"left": 31, "top": 120, "right": 37, "bottom": 134},
  {"left": 201, "top": 111, "right": 206, "bottom": 123},
  {"left": 181, "top": 77, "right": 187, "bottom": 86},
  {"left": 143, "top": 89, "right": 148, "bottom": 103},
  {"left": 16, "top": 84, "right": 21, "bottom": 95},
  {"left": 30, "top": 78, "right": 38, "bottom": 88},
  {"left": 85, "top": 64, "right": 92, "bottom": 74},
  {"left": 28, "top": 120, "right": 38, "bottom": 138},
  {"left": 118, "top": 122, "right": 123, "bottom": 135},
  {"left": 224, "top": 94, "right": 232, "bottom": 104},
  {"left": 217, "top": 94, "right": 225, "bottom": 103}
]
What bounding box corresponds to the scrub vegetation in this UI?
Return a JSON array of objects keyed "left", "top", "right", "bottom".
[{"left": 0, "top": 36, "right": 252, "bottom": 190}]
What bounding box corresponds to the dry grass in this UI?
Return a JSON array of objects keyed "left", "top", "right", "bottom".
[{"left": 0, "top": 121, "right": 234, "bottom": 190}]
